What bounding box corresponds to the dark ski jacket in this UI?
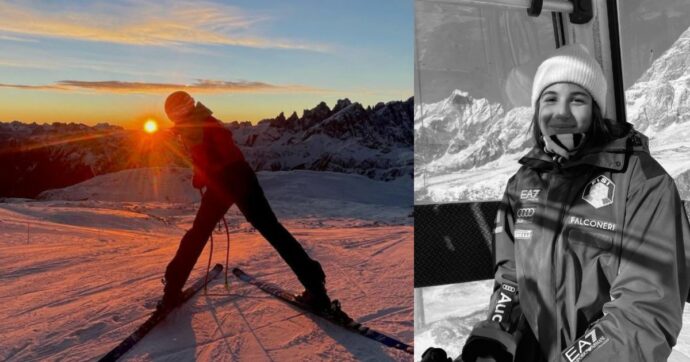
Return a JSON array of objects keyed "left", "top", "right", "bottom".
[
  {"left": 187, "top": 115, "right": 244, "bottom": 189},
  {"left": 174, "top": 103, "right": 245, "bottom": 190},
  {"left": 463, "top": 126, "right": 690, "bottom": 361}
]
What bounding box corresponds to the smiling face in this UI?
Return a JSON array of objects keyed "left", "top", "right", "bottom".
[{"left": 538, "top": 83, "right": 593, "bottom": 136}]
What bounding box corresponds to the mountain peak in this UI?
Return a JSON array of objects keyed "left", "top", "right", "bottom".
[
  {"left": 637, "top": 25, "right": 690, "bottom": 83},
  {"left": 300, "top": 101, "right": 332, "bottom": 129},
  {"left": 448, "top": 89, "right": 472, "bottom": 107},
  {"left": 625, "top": 25, "right": 690, "bottom": 132},
  {"left": 333, "top": 98, "right": 352, "bottom": 113}
]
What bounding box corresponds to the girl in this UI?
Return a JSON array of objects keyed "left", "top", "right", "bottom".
[
  {"left": 458, "top": 44, "right": 690, "bottom": 362},
  {"left": 159, "top": 91, "right": 338, "bottom": 315}
]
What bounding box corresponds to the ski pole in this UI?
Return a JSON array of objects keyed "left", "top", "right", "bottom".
[
  {"left": 206, "top": 234, "right": 214, "bottom": 294},
  {"left": 222, "top": 216, "right": 230, "bottom": 288},
  {"left": 199, "top": 188, "right": 214, "bottom": 294}
]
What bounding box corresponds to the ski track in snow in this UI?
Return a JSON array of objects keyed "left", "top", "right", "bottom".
[{"left": 0, "top": 170, "right": 413, "bottom": 361}]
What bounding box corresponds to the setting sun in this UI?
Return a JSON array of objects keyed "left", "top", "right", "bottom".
[{"left": 143, "top": 119, "right": 158, "bottom": 134}]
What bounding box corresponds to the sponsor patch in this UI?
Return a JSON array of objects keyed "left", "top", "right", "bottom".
[
  {"left": 516, "top": 207, "right": 536, "bottom": 218},
  {"left": 568, "top": 216, "right": 616, "bottom": 231},
  {"left": 582, "top": 176, "right": 615, "bottom": 209},
  {"left": 520, "top": 189, "right": 541, "bottom": 202},
  {"left": 491, "top": 283, "right": 517, "bottom": 331},
  {"left": 515, "top": 207, "right": 536, "bottom": 224},
  {"left": 630, "top": 133, "right": 643, "bottom": 147},
  {"left": 514, "top": 229, "right": 532, "bottom": 239},
  {"left": 562, "top": 327, "right": 610, "bottom": 362}
]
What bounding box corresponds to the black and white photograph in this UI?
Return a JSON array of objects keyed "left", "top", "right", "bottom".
[{"left": 414, "top": 0, "right": 690, "bottom": 361}]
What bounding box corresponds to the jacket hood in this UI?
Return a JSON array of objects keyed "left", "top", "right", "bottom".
[
  {"left": 519, "top": 121, "right": 649, "bottom": 172},
  {"left": 175, "top": 102, "right": 213, "bottom": 125}
]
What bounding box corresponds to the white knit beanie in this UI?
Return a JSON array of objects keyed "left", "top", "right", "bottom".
[{"left": 531, "top": 44, "right": 607, "bottom": 116}]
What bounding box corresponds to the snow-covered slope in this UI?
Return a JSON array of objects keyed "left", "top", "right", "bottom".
[
  {"left": 0, "top": 168, "right": 412, "bottom": 361},
  {"left": 37, "top": 167, "right": 199, "bottom": 203},
  {"left": 37, "top": 168, "right": 413, "bottom": 223},
  {"left": 415, "top": 26, "right": 690, "bottom": 203}
]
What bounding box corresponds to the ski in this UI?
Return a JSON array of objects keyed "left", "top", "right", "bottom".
[
  {"left": 232, "top": 267, "right": 413, "bottom": 355},
  {"left": 99, "top": 264, "right": 224, "bottom": 362}
]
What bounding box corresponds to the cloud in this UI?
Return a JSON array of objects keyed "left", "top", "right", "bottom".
[
  {"left": 0, "top": 59, "right": 59, "bottom": 70},
  {"left": 0, "top": 0, "right": 331, "bottom": 52},
  {"left": 0, "top": 79, "right": 326, "bottom": 94},
  {"left": 0, "top": 83, "right": 66, "bottom": 91},
  {"left": 0, "top": 53, "right": 200, "bottom": 77},
  {"left": 0, "top": 33, "right": 38, "bottom": 42}
]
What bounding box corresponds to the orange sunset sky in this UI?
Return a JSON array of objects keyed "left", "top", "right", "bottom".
[{"left": 0, "top": 1, "right": 412, "bottom": 129}]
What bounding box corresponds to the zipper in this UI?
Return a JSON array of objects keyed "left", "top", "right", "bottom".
[
  {"left": 549, "top": 170, "right": 571, "bottom": 359},
  {"left": 551, "top": 166, "right": 595, "bottom": 357},
  {"left": 546, "top": 171, "right": 560, "bottom": 360}
]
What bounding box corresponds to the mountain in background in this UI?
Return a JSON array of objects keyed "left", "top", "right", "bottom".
[
  {"left": 0, "top": 97, "right": 413, "bottom": 199},
  {"left": 231, "top": 97, "right": 413, "bottom": 181},
  {"left": 625, "top": 26, "right": 690, "bottom": 133},
  {"left": 415, "top": 26, "right": 690, "bottom": 203},
  {"left": 414, "top": 90, "right": 531, "bottom": 175}
]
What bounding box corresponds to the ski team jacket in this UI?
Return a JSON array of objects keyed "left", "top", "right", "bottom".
[
  {"left": 464, "top": 129, "right": 690, "bottom": 361},
  {"left": 187, "top": 116, "right": 245, "bottom": 189}
]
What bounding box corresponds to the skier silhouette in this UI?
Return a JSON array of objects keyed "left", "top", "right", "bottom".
[{"left": 159, "top": 91, "right": 333, "bottom": 312}]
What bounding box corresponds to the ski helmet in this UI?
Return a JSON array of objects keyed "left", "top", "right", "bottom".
[{"left": 165, "top": 91, "right": 195, "bottom": 122}]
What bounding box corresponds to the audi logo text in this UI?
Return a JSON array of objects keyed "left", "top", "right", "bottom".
[{"left": 517, "top": 208, "right": 536, "bottom": 217}]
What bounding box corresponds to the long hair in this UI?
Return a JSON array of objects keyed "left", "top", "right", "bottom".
[{"left": 531, "top": 100, "right": 612, "bottom": 150}]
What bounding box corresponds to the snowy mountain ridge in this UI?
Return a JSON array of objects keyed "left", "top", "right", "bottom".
[
  {"left": 415, "top": 89, "right": 532, "bottom": 176},
  {"left": 625, "top": 26, "right": 690, "bottom": 133},
  {"left": 1, "top": 97, "right": 413, "bottom": 198}
]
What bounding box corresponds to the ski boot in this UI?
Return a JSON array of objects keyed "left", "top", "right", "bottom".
[
  {"left": 296, "top": 288, "right": 332, "bottom": 311},
  {"left": 325, "top": 299, "right": 354, "bottom": 325},
  {"left": 155, "top": 279, "right": 183, "bottom": 314},
  {"left": 296, "top": 289, "right": 353, "bottom": 324}
]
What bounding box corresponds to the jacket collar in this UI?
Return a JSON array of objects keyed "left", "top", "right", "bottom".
[
  {"left": 175, "top": 102, "right": 213, "bottom": 125},
  {"left": 519, "top": 126, "right": 649, "bottom": 172}
]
